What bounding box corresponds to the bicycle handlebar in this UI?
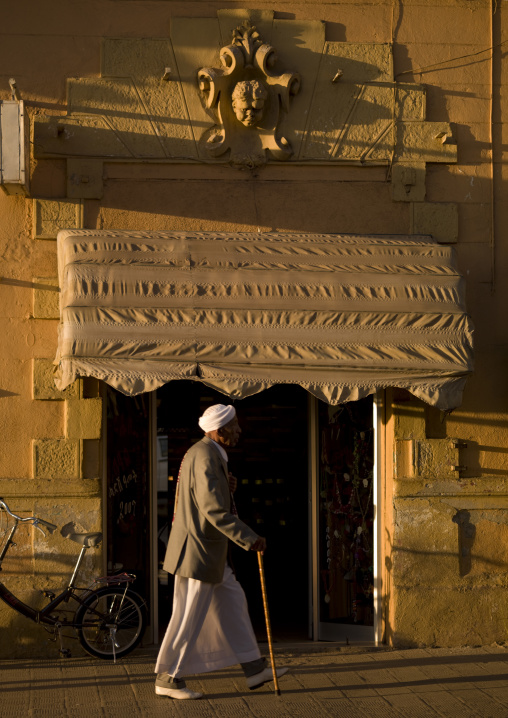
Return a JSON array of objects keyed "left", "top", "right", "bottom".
[
  {"left": 0, "top": 498, "right": 58, "bottom": 534},
  {"left": 36, "top": 518, "right": 58, "bottom": 534}
]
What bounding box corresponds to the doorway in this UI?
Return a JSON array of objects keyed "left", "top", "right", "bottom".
[
  {"left": 105, "top": 383, "right": 378, "bottom": 645},
  {"left": 155, "top": 382, "right": 310, "bottom": 642}
]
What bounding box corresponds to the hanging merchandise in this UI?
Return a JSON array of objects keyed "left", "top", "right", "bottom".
[{"left": 318, "top": 397, "right": 374, "bottom": 627}]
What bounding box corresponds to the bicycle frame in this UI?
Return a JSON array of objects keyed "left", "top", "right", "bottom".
[
  {"left": 0, "top": 498, "right": 145, "bottom": 661},
  {"left": 0, "top": 518, "right": 94, "bottom": 626}
]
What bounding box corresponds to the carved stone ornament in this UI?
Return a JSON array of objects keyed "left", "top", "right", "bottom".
[{"left": 197, "top": 21, "right": 301, "bottom": 166}]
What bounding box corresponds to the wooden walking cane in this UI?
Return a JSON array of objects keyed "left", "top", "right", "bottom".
[{"left": 257, "top": 551, "right": 281, "bottom": 696}]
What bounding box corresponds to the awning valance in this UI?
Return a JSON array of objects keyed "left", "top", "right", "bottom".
[{"left": 54, "top": 230, "right": 473, "bottom": 410}]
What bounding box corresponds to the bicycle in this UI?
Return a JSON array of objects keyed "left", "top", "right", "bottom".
[{"left": 0, "top": 498, "right": 147, "bottom": 661}]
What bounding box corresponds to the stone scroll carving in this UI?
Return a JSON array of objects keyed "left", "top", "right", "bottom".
[
  {"left": 32, "top": 10, "right": 457, "bottom": 187},
  {"left": 197, "top": 22, "right": 301, "bottom": 166}
]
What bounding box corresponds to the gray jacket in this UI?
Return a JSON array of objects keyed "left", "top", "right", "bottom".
[{"left": 163, "top": 436, "right": 259, "bottom": 583}]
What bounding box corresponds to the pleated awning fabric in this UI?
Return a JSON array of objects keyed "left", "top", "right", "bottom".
[{"left": 54, "top": 230, "right": 474, "bottom": 410}]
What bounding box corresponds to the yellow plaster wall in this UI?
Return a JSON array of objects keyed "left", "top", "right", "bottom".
[{"left": 0, "top": 0, "right": 507, "bottom": 655}]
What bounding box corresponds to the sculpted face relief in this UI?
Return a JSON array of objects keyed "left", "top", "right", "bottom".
[
  {"left": 231, "top": 80, "right": 268, "bottom": 127},
  {"left": 197, "top": 20, "right": 300, "bottom": 163}
]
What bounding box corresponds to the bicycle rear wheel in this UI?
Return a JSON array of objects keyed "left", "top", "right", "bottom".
[{"left": 75, "top": 586, "right": 146, "bottom": 660}]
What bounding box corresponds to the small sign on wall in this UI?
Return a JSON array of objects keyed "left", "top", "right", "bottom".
[{"left": 0, "top": 100, "right": 30, "bottom": 196}]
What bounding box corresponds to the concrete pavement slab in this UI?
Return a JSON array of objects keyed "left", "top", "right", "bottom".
[
  {"left": 1, "top": 644, "right": 508, "bottom": 717},
  {"left": 450, "top": 687, "right": 508, "bottom": 717},
  {"left": 382, "top": 692, "right": 443, "bottom": 716},
  {"left": 420, "top": 689, "right": 484, "bottom": 717}
]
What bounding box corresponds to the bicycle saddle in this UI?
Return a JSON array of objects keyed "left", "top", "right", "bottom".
[{"left": 66, "top": 532, "right": 103, "bottom": 548}]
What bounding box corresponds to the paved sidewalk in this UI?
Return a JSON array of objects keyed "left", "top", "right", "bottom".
[{"left": 1, "top": 643, "right": 508, "bottom": 717}]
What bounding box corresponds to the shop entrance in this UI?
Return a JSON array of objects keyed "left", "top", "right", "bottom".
[
  {"left": 156, "top": 382, "right": 310, "bottom": 642},
  {"left": 105, "top": 384, "right": 377, "bottom": 645}
]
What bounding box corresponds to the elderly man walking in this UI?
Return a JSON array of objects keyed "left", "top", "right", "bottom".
[{"left": 155, "top": 403, "right": 288, "bottom": 700}]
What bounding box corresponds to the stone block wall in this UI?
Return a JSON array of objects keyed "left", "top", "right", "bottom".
[
  {"left": 0, "top": 192, "right": 102, "bottom": 657},
  {"left": 383, "top": 389, "right": 508, "bottom": 647}
]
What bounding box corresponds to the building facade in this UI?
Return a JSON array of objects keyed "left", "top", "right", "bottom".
[{"left": 0, "top": 0, "right": 507, "bottom": 658}]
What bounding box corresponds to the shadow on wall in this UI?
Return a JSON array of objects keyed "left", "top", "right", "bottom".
[
  {"left": 458, "top": 441, "right": 508, "bottom": 478},
  {"left": 393, "top": 343, "right": 508, "bottom": 479},
  {"left": 32, "top": 40, "right": 393, "bottom": 159},
  {"left": 382, "top": 522, "right": 503, "bottom": 647},
  {"left": 390, "top": 539, "right": 507, "bottom": 570},
  {"left": 72, "top": 165, "right": 411, "bottom": 236},
  {"left": 32, "top": 118, "right": 400, "bottom": 161},
  {"left": 0, "top": 581, "right": 81, "bottom": 660},
  {"left": 384, "top": 521, "right": 508, "bottom": 646},
  {"left": 392, "top": 397, "right": 508, "bottom": 480},
  {"left": 0, "top": 617, "right": 89, "bottom": 660},
  {"left": 31, "top": 122, "right": 416, "bottom": 235},
  {"left": 0, "top": 614, "right": 58, "bottom": 660},
  {"left": 0, "top": 576, "right": 94, "bottom": 659},
  {"left": 452, "top": 510, "right": 476, "bottom": 577}
]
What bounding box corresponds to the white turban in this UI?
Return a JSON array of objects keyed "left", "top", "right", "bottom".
[{"left": 198, "top": 404, "right": 236, "bottom": 433}]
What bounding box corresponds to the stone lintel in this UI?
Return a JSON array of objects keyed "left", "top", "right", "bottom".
[{"left": 0, "top": 478, "right": 101, "bottom": 500}]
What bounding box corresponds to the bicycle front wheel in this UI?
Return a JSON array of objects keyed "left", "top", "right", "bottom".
[{"left": 75, "top": 586, "right": 146, "bottom": 660}]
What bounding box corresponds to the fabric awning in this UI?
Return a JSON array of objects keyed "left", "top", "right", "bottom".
[{"left": 54, "top": 230, "right": 473, "bottom": 410}]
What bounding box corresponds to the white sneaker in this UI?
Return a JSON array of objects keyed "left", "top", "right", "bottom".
[
  {"left": 155, "top": 685, "right": 202, "bottom": 699},
  {"left": 246, "top": 665, "right": 289, "bottom": 690},
  {"left": 155, "top": 674, "right": 202, "bottom": 700}
]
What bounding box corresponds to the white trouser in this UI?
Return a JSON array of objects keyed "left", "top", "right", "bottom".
[{"left": 155, "top": 564, "right": 261, "bottom": 678}]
